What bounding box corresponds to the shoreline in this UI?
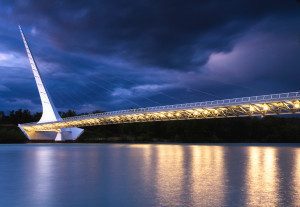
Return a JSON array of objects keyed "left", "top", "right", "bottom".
[{"left": 1, "top": 141, "right": 300, "bottom": 147}]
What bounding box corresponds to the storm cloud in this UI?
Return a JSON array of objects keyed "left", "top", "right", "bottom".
[{"left": 0, "top": 0, "right": 300, "bottom": 112}]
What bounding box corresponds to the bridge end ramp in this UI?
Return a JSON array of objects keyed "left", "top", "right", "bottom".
[{"left": 18, "top": 124, "right": 84, "bottom": 141}]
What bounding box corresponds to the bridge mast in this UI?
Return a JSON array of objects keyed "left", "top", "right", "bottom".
[
  {"left": 18, "top": 26, "right": 83, "bottom": 141},
  {"left": 19, "top": 25, "right": 61, "bottom": 123}
]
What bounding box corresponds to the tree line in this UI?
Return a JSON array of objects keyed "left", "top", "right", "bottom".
[{"left": 1, "top": 109, "right": 300, "bottom": 143}]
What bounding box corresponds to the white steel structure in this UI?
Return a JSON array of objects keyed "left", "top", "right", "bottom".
[
  {"left": 18, "top": 26, "right": 83, "bottom": 141},
  {"left": 17, "top": 27, "right": 300, "bottom": 141}
]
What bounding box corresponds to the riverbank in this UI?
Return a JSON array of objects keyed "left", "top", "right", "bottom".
[{"left": 1, "top": 116, "right": 300, "bottom": 143}]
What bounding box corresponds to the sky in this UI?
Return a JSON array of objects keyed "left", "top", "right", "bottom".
[{"left": 0, "top": 0, "right": 300, "bottom": 113}]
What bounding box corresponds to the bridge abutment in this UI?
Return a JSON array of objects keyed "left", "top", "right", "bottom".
[{"left": 18, "top": 125, "right": 84, "bottom": 141}]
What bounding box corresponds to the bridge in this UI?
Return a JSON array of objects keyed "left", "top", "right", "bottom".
[{"left": 17, "top": 26, "right": 300, "bottom": 141}]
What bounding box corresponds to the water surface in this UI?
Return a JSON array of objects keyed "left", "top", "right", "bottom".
[{"left": 0, "top": 143, "right": 299, "bottom": 207}]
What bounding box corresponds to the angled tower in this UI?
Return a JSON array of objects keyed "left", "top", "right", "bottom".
[
  {"left": 19, "top": 26, "right": 61, "bottom": 123},
  {"left": 18, "top": 26, "right": 83, "bottom": 141}
]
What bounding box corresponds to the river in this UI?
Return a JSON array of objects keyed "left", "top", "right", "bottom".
[{"left": 0, "top": 143, "right": 299, "bottom": 206}]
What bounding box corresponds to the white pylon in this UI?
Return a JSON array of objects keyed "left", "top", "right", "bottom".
[{"left": 18, "top": 26, "right": 83, "bottom": 141}]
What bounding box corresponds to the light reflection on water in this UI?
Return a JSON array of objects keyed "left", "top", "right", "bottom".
[
  {"left": 190, "top": 146, "right": 225, "bottom": 207},
  {"left": 246, "top": 147, "right": 279, "bottom": 206},
  {"left": 0, "top": 144, "right": 299, "bottom": 207},
  {"left": 31, "top": 149, "right": 55, "bottom": 206},
  {"left": 155, "top": 145, "right": 184, "bottom": 206},
  {"left": 294, "top": 148, "right": 300, "bottom": 207}
]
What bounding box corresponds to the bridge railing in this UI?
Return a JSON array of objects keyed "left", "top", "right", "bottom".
[
  {"left": 21, "top": 91, "right": 300, "bottom": 126},
  {"left": 61, "top": 91, "right": 300, "bottom": 122}
]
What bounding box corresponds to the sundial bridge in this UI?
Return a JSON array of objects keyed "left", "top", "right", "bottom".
[{"left": 17, "top": 26, "right": 300, "bottom": 141}]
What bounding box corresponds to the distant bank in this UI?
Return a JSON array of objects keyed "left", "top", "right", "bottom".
[{"left": 1, "top": 116, "right": 300, "bottom": 143}]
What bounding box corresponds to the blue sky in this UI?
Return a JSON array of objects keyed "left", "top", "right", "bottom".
[{"left": 0, "top": 0, "right": 300, "bottom": 113}]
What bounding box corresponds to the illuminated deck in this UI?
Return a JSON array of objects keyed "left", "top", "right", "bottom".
[{"left": 20, "top": 91, "right": 300, "bottom": 132}]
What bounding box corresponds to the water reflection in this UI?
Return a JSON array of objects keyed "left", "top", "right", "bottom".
[
  {"left": 138, "top": 144, "right": 153, "bottom": 186},
  {"left": 155, "top": 145, "right": 184, "bottom": 206},
  {"left": 190, "top": 146, "right": 225, "bottom": 207},
  {"left": 1, "top": 144, "right": 300, "bottom": 207},
  {"left": 246, "top": 147, "right": 279, "bottom": 206},
  {"left": 29, "top": 147, "right": 56, "bottom": 206},
  {"left": 138, "top": 145, "right": 226, "bottom": 206},
  {"left": 294, "top": 149, "right": 300, "bottom": 206}
]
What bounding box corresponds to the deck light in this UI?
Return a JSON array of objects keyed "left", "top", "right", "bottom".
[{"left": 263, "top": 105, "right": 269, "bottom": 111}]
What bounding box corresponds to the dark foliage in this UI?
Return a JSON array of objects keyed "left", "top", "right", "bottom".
[
  {"left": 1, "top": 109, "right": 300, "bottom": 143},
  {"left": 79, "top": 117, "right": 300, "bottom": 143}
]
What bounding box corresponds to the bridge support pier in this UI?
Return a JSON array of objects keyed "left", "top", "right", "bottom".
[
  {"left": 19, "top": 125, "right": 84, "bottom": 141},
  {"left": 54, "top": 128, "right": 84, "bottom": 141}
]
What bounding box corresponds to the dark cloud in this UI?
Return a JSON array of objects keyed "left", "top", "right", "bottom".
[
  {"left": 6, "top": 0, "right": 299, "bottom": 70},
  {"left": 0, "top": 0, "right": 299, "bottom": 112}
]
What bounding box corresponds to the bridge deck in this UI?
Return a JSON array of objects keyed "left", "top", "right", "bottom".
[{"left": 20, "top": 91, "right": 300, "bottom": 132}]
